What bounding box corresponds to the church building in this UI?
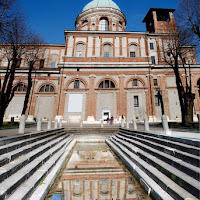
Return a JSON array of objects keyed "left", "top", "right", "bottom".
[{"left": 2, "top": 0, "right": 200, "bottom": 123}]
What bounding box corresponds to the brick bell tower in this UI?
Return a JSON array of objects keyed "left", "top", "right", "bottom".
[{"left": 142, "top": 8, "right": 177, "bottom": 33}]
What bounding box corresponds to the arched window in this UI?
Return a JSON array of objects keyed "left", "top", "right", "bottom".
[
  {"left": 98, "top": 79, "right": 115, "bottom": 89},
  {"left": 100, "top": 179, "right": 110, "bottom": 195},
  {"left": 39, "top": 84, "right": 55, "bottom": 93},
  {"left": 197, "top": 79, "right": 200, "bottom": 97},
  {"left": 82, "top": 20, "right": 88, "bottom": 30},
  {"left": 75, "top": 43, "right": 86, "bottom": 57},
  {"left": 49, "top": 54, "right": 59, "bottom": 68},
  {"left": 13, "top": 83, "right": 27, "bottom": 92},
  {"left": 127, "top": 78, "right": 144, "bottom": 88},
  {"left": 99, "top": 18, "right": 109, "bottom": 31},
  {"left": 103, "top": 44, "right": 113, "bottom": 57},
  {"left": 129, "top": 44, "right": 139, "bottom": 57}
]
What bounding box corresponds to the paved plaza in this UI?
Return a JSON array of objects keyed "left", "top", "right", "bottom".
[{"left": 0, "top": 122, "right": 199, "bottom": 140}]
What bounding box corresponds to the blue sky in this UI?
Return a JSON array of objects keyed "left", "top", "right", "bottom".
[{"left": 20, "top": 0, "right": 178, "bottom": 44}]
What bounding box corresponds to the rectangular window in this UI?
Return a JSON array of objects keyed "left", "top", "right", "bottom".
[
  {"left": 133, "top": 79, "right": 137, "bottom": 86},
  {"left": 130, "top": 52, "right": 136, "bottom": 57},
  {"left": 50, "top": 61, "right": 56, "bottom": 68},
  {"left": 134, "top": 96, "right": 139, "bottom": 107},
  {"left": 153, "top": 79, "right": 158, "bottom": 86},
  {"left": 39, "top": 59, "right": 45, "bottom": 68},
  {"left": 104, "top": 52, "right": 110, "bottom": 57},
  {"left": 151, "top": 56, "right": 156, "bottom": 64},
  {"left": 77, "top": 51, "right": 83, "bottom": 57},
  {"left": 155, "top": 95, "right": 160, "bottom": 106},
  {"left": 150, "top": 43, "right": 154, "bottom": 50},
  {"left": 74, "top": 80, "right": 79, "bottom": 88}
]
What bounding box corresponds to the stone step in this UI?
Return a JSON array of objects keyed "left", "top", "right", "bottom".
[
  {"left": 0, "top": 133, "right": 69, "bottom": 183},
  {"left": 119, "top": 129, "right": 200, "bottom": 156},
  {"left": 0, "top": 136, "right": 72, "bottom": 200},
  {"left": 107, "top": 139, "right": 198, "bottom": 200},
  {"left": 112, "top": 136, "right": 200, "bottom": 198},
  {"left": 0, "top": 128, "right": 64, "bottom": 146},
  {"left": 115, "top": 134, "right": 200, "bottom": 180},
  {"left": 0, "top": 131, "right": 66, "bottom": 168},
  {"left": 29, "top": 140, "right": 76, "bottom": 200},
  {"left": 0, "top": 129, "right": 64, "bottom": 156},
  {"left": 7, "top": 137, "right": 74, "bottom": 200},
  {"left": 119, "top": 128, "right": 200, "bottom": 147},
  {"left": 118, "top": 132, "right": 200, "bottom": 167}
]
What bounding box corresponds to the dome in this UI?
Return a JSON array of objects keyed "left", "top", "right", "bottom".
[{"left": 82, "top": 0, "right": 121, "bottom": 12}]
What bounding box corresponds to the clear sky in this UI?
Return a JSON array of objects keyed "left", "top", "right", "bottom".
[{"left": 20, "top": 0, "right": 178, "bottom": 44}]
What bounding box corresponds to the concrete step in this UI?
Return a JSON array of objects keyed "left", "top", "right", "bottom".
[
  {"left": 29, "top": 139, "right": 76, "bottom": 200},
  {"left": 119, "top": 129, "right": 200, "bottom": 156},
  {"left": 112, "top": 136, "right": 200, "bottom": 198},
  {"left": 0, "top": 128, "right": 64, "bottom": 146},
  {"left": 7, "top": 137, "right": 74, "bottom": 200},
  {"left": 119, "top": 128, "right": 200, "bottom": 147},
  {"left": 0, "top": 136, "right": 72, "bottom": 200},
  {"left": 107, "top": 139, "right": 198, "bottom": 200},
  {"left": 0, "top": 131, "right": 66, "bottom": 168},
  {"left": 0, "top": 129, "right": 64, "bottom": 156},
  {"left": 64, "top": 127, "right": 119, "bottom": 135},
  {"left": 115, "top": 134, "right": 200, "bottom": 180},
  {"left": 0, "top": 133, "right": 69, "bottom": 183},
  {"left": 118, "top": 132, "right": 200, "bottom": 167}
]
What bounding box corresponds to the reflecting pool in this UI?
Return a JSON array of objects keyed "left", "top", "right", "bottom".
[{"left": 47, "top": 142, "right": 151, "bottom": 200}]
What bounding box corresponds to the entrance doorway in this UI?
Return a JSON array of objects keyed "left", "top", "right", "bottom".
[{"left": 102, "top": 107, "right": 110, "bottom": 121}]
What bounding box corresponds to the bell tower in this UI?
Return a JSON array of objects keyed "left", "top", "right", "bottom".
[{"left": 143, "top": 8, "right": 177, "bottom": 33}]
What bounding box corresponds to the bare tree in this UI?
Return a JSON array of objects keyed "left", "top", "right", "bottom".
[
  {"left": 162, "top": 33, "right": 195, "bottom": 125},
  {"left": 0, "top": 14, "right": 31, "bottom": 126},
  {"left": 21, "top": 35, "right": 45, "bottom": 116},
  {"left": 0, "top": 0, "right": 18, "bottom": 34},
  {"left": 175, "top": 0, "right": 200, "bottom": 53}
]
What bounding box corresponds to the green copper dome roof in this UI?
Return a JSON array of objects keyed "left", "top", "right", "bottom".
[{"left": 82, "top": 0, "right": 121, "bottom": 12}]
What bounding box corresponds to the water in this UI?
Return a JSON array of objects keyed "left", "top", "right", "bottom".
[{"left": 47, "top": 142, "right": 151, "bottom": 200}]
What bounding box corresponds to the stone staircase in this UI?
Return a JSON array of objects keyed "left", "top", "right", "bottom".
[
  {"left": 64, "top": 127, "right": 119, "bottom": 135},
  {"left": 0, "top": 128, "right": 75, "bottom": 200},
  {"left": 106, "top": 128, "right": 200, "bottom": 200}
]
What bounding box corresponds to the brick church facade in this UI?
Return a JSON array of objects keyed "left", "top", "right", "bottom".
[{"left": 1, "top": 0, "right": 200, "bottom": 123}]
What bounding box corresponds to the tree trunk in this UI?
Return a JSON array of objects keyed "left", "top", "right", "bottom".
[
  {"left": 184, "top": 93, "right": 195, "bottom": 124},
  {"left": 21, "top": 61, "right": 34, "bottom": 115},
  {"left": 173, "top": 65, "right": 186, "bottom": 125}
]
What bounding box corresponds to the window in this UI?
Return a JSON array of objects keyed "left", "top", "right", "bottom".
[
  {"left": 50, "top": 61, "right": 56, "bottom": 68},
  {"left": 151, "top": 56, "right": 156, "bottom": 64},
  {"left": 74, "top": 80, "right": 80, "bottom": 88},
  {"left": 39, "top": 84, "right": 55, "bottom": 93},
  {"left": 129, "top": 44, "right": 139, "bottom": 57},
  {"left": 104, "top": 52, "right": 109, "bottom": 57},
  {"left": 39, "top": 59, "right": 45, "bottom": 69},
  {"left": 155, "top": 95, "right": 160, "bottom": 106},
  {"left": 153, "top": 79, "right": 158, "bottom": 86},
  {"left": 82, "top": 20, "right": 88, "bottom": 30},
  {"left": 103, "top": 44, "right": 112, "bottom": 57},
  {"left": 99, "top": 18, "right": 109, "bottom": 31},
  {"left": 130, "top": 52, "right": 136, "bottom": 57},
  {"left": 98, "top": 79, "right": 115, "bottom": 89},
  {"left": 49, "top": 54, "right": 59, "bottom": 68},
  {"left": 134, "top": 96, "right": 139, "bottom": 107},
  {"left": 76, "top": 51, "right": 83, "bottom": 57},
  {"left": 133, "top": 79, "right": 138, "bottom": 86},
  {"left": 150, "top": 43, "right": 154, "bottom": 50},
  {"left": 75, "top": 43, "right": 85, "bottom": 57},
  {"left": 13, "top": 83, "right": 27, "bottom": 92}
]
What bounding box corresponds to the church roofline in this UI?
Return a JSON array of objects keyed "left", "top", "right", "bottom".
[{"left": 64, "top": 30, "right": 178, "bottom": 37}]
